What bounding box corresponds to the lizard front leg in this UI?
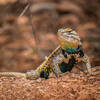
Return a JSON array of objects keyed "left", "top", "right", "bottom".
[
  {"left": 80, "top": 54, "right": 100, "bottom": 75},
  {"left": 52, "top": 54, "right": 64, "bottom": 77}
]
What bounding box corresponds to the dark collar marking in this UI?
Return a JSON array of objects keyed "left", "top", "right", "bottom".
[{"left": 62, "top": 45, "right": 84, "bottom": 57}]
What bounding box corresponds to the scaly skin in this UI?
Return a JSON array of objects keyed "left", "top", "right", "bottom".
[
  {"left": 0, "top": 27, "right": 100, "bottom": 80},
  {"left": 0, "top": 72, "right": 26, "bottom": 78}
]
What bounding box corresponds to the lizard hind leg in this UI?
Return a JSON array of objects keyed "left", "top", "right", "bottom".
[{"left": 26, "top": 70, "right": 40, "bottom": 80}]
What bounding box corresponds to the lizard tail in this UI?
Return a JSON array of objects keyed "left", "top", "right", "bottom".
[{"left": 0, "top": 72, "right": 26, "bottom": 78}]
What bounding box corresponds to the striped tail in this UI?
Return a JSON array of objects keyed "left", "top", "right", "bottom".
[{"left": 0, "top": 72, "right": 26, "bottom": 78}]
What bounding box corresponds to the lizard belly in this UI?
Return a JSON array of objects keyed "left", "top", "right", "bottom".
[{"left": 60, "top": 55, "right": 77, "bottom": 73}]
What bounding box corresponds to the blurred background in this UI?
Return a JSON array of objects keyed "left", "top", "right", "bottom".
[{"left": 0, "top": 0, "right": 100, "bottom": 72}]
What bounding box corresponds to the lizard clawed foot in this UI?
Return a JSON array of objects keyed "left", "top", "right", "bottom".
[{"left": 90, "top": 71, "right": 100, "bottom": 75}]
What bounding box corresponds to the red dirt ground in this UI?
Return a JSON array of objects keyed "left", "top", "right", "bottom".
[{"left": 0, "top": 67, "right": 100, "bottom": 100}]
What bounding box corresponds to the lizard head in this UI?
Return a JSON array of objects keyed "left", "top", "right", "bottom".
[{"left": 57, "top": 27, "right": 82, "bottom": 53}]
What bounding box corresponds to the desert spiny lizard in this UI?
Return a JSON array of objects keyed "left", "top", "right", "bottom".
[{"left": 0, "top": 28, "right": 100, "bottom": 80}]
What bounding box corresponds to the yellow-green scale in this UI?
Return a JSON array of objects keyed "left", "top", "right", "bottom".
[{"left": 39, "top": 46, "right": 61, "bottom": 79}]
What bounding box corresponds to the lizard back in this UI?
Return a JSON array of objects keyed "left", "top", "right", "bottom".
[{"left": 37, "top": 45, "right": 62, "bottom": 73}]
